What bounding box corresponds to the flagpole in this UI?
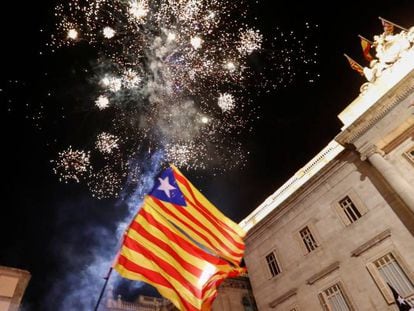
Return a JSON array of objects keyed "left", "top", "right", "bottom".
[
  {"left": 358, "top": 34, "right": 373, "bottom": 45},
  {"left": 93, "top": 267, "right": 114, "bottom": 311},
  {"left": 378, "top": 16, "right": 408, "bottom": 31}
]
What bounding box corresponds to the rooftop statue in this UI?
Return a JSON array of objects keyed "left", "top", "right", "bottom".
[{"left": 362, "top": 24, "right": 414, "bottom": 84}]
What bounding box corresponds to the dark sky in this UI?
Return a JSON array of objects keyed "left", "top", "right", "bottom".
[{"left": 1, "top": 1, "right": 413, "bottom": 310}]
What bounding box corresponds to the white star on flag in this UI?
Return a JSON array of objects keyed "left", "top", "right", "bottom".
[{"left": 157, "top": 177, "right": 176, "bottom": 198}]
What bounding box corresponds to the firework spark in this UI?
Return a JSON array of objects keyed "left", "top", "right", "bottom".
[
  {"left": 95, "top": 95, "right": 110, "bottom": 110},
  {"left": 217, "top": 93, "right": 235, "bottom": 112},
  {"left": 52, "top": 147, "right": 91, "bottom": 183},
  {"left": 103, "top": 26, "right": 116, "bottom": 39},
  {"left": 237, "top": 28, "right": 263, "bottom": 55},
  {"left": 48, "top": 0, "right": 319, "bottom": 198},
  {"left": 96, "top": 132, "right": 119, "bottom": 154},
  {"left": 67, "top": 28, "right": 78, "bottom": 40}
]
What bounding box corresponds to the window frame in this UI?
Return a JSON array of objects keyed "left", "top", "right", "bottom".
[
  {"left": 298, "top": 225, "right": 319, "bottom": 254},
  {"left": 403, "top": 146, "right": 414, "bottom": 165},
  {"left": 318, "top": 281, "right": 354, "bottom": 311},
  {"left": 265, "top": 250, "right": 282, "bottom": 279},
  {"left": 332, "top": 189, "right": 368, "bottom": 226},
  {"left": 366, "top": 250, "right": 414, "bottom": 305}
]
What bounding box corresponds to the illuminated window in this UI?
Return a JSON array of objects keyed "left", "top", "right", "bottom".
[
  {"left": 300, "top": 226, "right": 318, "bottom": 253},
  {"left": 266, "top": 251, "right": 281, "bottom": 277}
]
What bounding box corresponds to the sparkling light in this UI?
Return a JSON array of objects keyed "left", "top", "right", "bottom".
[
  {"left": 48, "top": 0, "right": 320, "bottom": 198},
  {"left": 190, "top": 36, "right": 203, "bottom": 49},
  {"left": 218, "top": 93, "right": 235, "bottom": 112},
  {"left": 67, "top": 29, "right": 78, "bottom": 40},
  {"left": 100, "top": 76, "right": 122, "bottom": 92},
  {"left": 52, "top": 147, "right": 90, "bottom": 183},
  {"left": 238, "top": 28, "right": 263, "bottom": 55},
  {"left": 95, "top": 95, "right": 110, "bottom": 110},
  {"left": 96, "top": 132, "right": 119, "bottom": 154},
  {"left": 103, "top": 26, "right": 116, "bottom": 39},
  {"left": 129, "top": 0, "right": 148, "bottom": 22}
]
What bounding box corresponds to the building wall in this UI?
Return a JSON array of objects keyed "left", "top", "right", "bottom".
[
  {"left": 0, "top": 266, "right": 31, "bottom": 311},
  {"left": 212, "top": 276, "right": 257, "bottom": 311},
  {"left": 245, "top": 135, "right": 414, "bottom": 311},
  {"left": 243, "top": 48, "right": 414, "bottom": 311}
]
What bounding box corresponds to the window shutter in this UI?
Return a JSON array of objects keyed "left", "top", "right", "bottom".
[
  {"left": 318, "top": 292, "right": 330, "bottom": 311},
  {"left": 350, "top": 192, "right": 368, "bottom": 216},
  {"left": 334, "top": 203, "right": 351, "bottom": 226},
  {"left": 337, "top": 282, "right": 355, "bottom": 311},
  {"left": 366, "top": 262, "right": 394, "bottom": 304}
]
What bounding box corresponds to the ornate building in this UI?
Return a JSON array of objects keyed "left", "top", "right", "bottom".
[
  {"left": 240, "top": 27, "right": 414, "bottom": 310},
  {"left": 0, "top": 266, "right": 31, "bottom": 311}
]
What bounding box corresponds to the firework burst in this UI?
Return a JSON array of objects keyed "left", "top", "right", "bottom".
[
  {"left": 47, "top": 0, "right": 319, "bottom": 198},
  {"left": 52, "top": 147, "right": 91, "bottom": 183}
]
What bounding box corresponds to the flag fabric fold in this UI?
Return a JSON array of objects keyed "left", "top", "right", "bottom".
[
  {"left": 344, "top": 54, "right": 364, "bottom": 76},
  {"left": 359, "top": 35, "right": 374, "bottom": 62},
  {"left": 388, "top": 283, "right": 414, "bottom": 311},
  {"left": 114, "top": 165, "right": 246, "bottom": 311}
]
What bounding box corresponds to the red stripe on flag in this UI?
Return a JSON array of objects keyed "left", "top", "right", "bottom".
[
  {"left": 129, "top": 219, "right": 203, "bottom": 277},
  {"left": 140, "top": 207, "right": 233, "bottom": 267},
  {"left": 151, "top": 197, "right": 243, "bottom": 260},
  {"left": 123, "top": 235, "right": 203, "bottom": 299},
  {"left": 117, "top": 255, "right": 198, "bottom": 311},
  {"left": 174, "top": 171, "right": 243, "bottom": 238},
  {"left": 183, "top": 196, "right": 245, "bottom": 251}
]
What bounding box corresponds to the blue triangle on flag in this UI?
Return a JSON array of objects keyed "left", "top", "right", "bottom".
[{"left": 149, "top": 167, "right": 186, "bottom": 206}]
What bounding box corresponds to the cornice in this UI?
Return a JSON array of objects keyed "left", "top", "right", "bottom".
[
  {"left": 269, "top": 288, "right": 297, "bottom": 308},
  {"left": 306, "top": 261, "right": 340, "bottom": 285},
  {"left": 351, "top": 229, "right": 391, "bottom": 257},
  {"left": 336, "top": 70, "right": 414, "bottom": 146},
  {"left": 245, "top": 151, "right": 352, "bottom": 244}
]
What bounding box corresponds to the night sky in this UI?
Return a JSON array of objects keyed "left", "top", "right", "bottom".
[{"left": 1, "top": 1, "right": 414, "bottom": 310}]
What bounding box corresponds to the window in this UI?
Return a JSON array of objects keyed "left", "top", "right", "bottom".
[
  {"left": 404, "top": 146, "right": 414, "bottom": 165},
  {"left": 300, "top": 226, "right": 318, "bottom": 253},
  {"left": 318, "top": 283, "right": 353, "bottom": 311},
  {"left": 266, "top": 252, "right": 281, "bottom": 277},
  {"left": 367, "top": 252, "right": 414, "bottom": 305},
  {"left": 333, "top": 191, "right": 368, "bottom": 226},
  {"left": 339, "top": 196, "right": 362, "bottom": 223}
]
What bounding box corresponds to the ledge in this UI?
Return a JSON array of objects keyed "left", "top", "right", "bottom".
[
  {"left": 351, "top": 229, "right": 391, "bottom": 257},
  {"left": 306, "top": 261, "right": 340, "bottom": 285},
  {"left": 269, "top": 288, "right": 297, "bottom": 308}
]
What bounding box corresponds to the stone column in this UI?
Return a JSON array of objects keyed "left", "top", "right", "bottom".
[{"left": 363, "top": 146, "right": 414, "bottom": 214}]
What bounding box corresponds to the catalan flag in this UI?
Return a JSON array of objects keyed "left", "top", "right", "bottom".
[
  {"left": 359, "top": 35, "right": 374, "bottom": 62},
  {"left": 114, "top": 165, "right": 246, "bottom": 310},
  {"left": 344, "top": 54, "right": 364, "bottom": 76}
]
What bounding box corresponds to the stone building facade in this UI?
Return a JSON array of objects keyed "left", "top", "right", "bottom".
[
  {"left": 240, "top": 28, "right": 414, "bottom": 310},
  {"left": 0, "top": 266, "right": 31, "bottom": 311},
  {"left": 211, "top": 276, "right": 257, "bottom": 311}
]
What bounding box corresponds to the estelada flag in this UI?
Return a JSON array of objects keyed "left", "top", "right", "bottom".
[
  {"left": 114, "top": 165, "right": 246, "bottom": 310},
  {"left": 359, "top": 35, "right": 374, "bottom": 62}
]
